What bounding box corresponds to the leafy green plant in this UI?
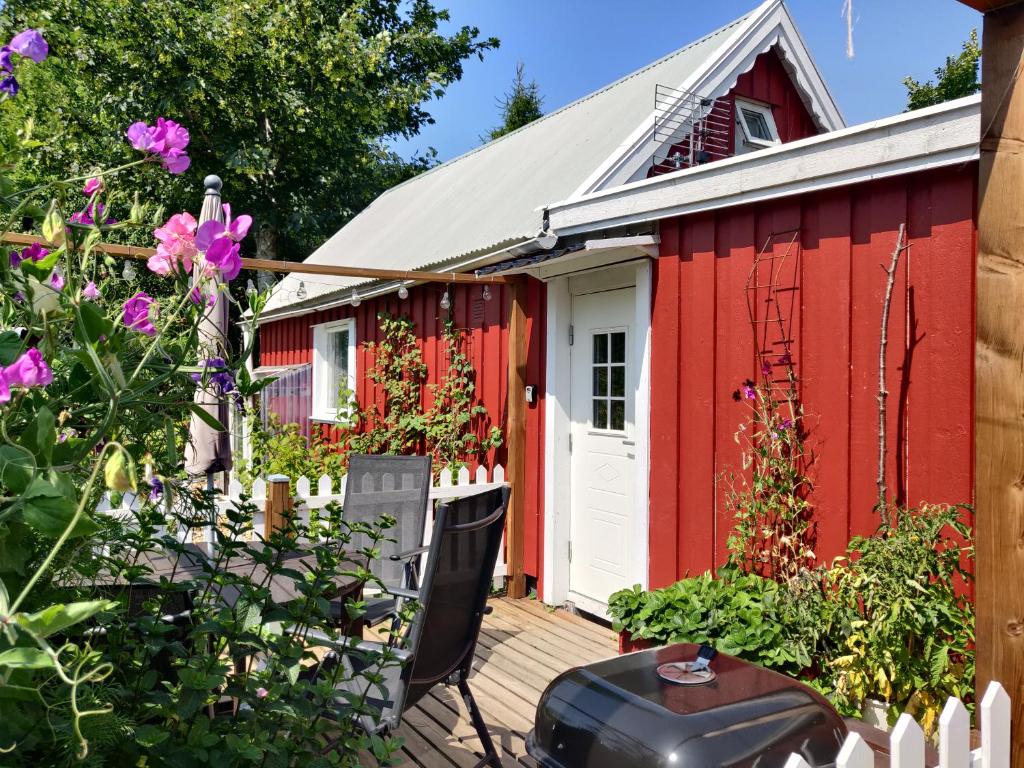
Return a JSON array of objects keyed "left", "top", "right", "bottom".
[
  {"left": 828, "top": 504, "right": 974, "bottom": 733},
  {"left": 236, "top": 411, "right": 347, "bottom": 491}
]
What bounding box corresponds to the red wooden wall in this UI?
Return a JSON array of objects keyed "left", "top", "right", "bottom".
[
  {"left": 258, "top": 279, "right": 548, "bottom": 581},
  {"left": 649, "top": 164, "right": 977, "bottom": 587},
  {"left": 727, "top": 45, "right": 820, "bottom": 146}
]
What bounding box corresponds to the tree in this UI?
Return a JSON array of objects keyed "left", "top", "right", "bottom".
[
  {"left": 485, "top": 61, "right": 543, "bottom": 142},
  {"left": 0, "top": 1, "right": 499, "bottom": 261},
  {"left": 904, "top": 29, "right": 981, "bottom": 111}
]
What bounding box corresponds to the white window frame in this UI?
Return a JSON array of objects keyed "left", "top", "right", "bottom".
[
  {"left": 734, "top": 97, "right": 780, "bottom": 153},
  {"left": 311, "top": 318, "right": 356, "bottom": 423}
]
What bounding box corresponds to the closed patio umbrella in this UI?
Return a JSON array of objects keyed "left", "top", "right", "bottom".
[{"left": 184, "top": 175, "right": 233, "bottom": 490}]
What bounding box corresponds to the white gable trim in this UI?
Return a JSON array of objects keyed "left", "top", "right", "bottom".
[
  {"left": 547, "top": 96, "right": 980, "bottom": 237},
  {"left": 573, "top": 0, "right": 845, "bottom": 196}
]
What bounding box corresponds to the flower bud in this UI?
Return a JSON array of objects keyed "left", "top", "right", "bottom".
[{"left": 104, "top": 450, "right": 136, "bottom": 492}]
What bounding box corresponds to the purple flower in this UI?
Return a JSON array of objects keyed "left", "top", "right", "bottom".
[
  {"left": 4, "top": 348, "right": 53, "bottom": 388},
  {"left": 0, "top": 47, "right": 11, "bottom": 73},
  {"left": 778, "top": 352, "right": 792, "bottom": 366},
  {"left": 149, "top": 476, "right": 164, "bottom": 502},
  {"left": 0, "top": 76, "right": 19, "bottom": 97},
  {"left": 760, "top": 361, "right": 772, "bottom": 377},
  {"left": 49, "top": 270, "right": 64, "bottom": 291},
  {"left": 203, "top": 237, "right": 242, "bottom": 281},
  {"left": 10, "top": 242, "right": 48, "bottom": 267},
  {"left": 780, "top": 418, "right": 793, "bottom": 430},
  {"left": 123, "top": 292, "right": 156, "bottom": 336},
  {"left": 191, "top": 357, "right": 236, "bottom": 394},
  {"left": 83, "top": 281, "right": 100, "bottom": 299},
  {"left": 0, "top": 374, "right": 9, "bottom": 404},
  {"left": 69, "top": 202, "right": 116, "bottom": 226},
  {"left": 9, "top": 30, "right": 48, "bottom": 63},
  {"left": 12, "top": 291, "right": 24, "bottom": 303},
  {"left": 83, "top": 177, "right": 102, "bottom": 196},
  {"left": 126, "top": 118, "right": 191, "bottom": 174},
  {"left": 741, "top": 384, "right": 756, "bottom": 400},
  {"left": 256, "top": 687, "right": 268, "bottom": 699}
]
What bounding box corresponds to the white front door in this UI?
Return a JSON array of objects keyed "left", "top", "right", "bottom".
[{"left": 568, "top": 288, "right": 639, "bottom": 613}]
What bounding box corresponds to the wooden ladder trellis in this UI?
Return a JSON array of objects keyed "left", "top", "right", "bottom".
[{"left": 746, "top": 228, "right": 802, "bottom": 407}]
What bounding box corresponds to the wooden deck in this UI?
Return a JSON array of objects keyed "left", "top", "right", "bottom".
[{"left": 390, "top": 597, "right": 618, "bottom": 767}]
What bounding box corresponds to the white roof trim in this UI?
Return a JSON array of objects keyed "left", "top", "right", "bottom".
[
  {"left": 573, "top": 0, "right": 845, "bottom": 196},
  {"left": 547, "top": 95, "right": 980, "bottom": 237}
]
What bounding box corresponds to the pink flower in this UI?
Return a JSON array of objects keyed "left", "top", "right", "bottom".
[
  {"left": 256, "top": 687, "right": 268, "bottom": 699},
  {"left": 49, "top": 270, "right": 64, "bottom": 291},
  {"left": 203, "top": 237, "right": 242, "bottom": 282},
  {"left": 126, "top": 118, "right": 191, "bottom": 174},
  {"left": 9, "top": 30, "right": 47, "bottom": 63},
  {"left": 760, "top": 361, "right": 772, "bottom": 377},
  {"left": 741, "top": 384, "right": 756, "bottom": 400},
  {"left": 5, "top": 348, "right": 53, "bottom": 388},
  {"left": 123, "top": 292, "right": 156, "bottom": 336},
  {"left": 83, "top": 177, "right": 102, "bottom": 196},
  {"left": 150, "top": 212, "right": 197, "bottom": 276},
  {"left": 0, "top": 373, "right": 9, "bottom": 404},
  {"left": 83, "top": 281, "right": 100, "bottom": 299}
]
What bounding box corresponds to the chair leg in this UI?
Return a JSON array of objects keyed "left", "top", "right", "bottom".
[{"left": 458, "top": 678, "right": 502, "bottom": 768}]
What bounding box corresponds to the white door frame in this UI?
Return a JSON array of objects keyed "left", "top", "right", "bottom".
[{"left": 542, "top": 259, "right": 652, "bottom": 609}]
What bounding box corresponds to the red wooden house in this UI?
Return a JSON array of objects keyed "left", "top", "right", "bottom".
[{"left": 252, "top": 0, "right": 978, "bottom": 617}]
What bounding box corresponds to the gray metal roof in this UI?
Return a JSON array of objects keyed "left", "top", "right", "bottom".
[{"left": 264, "top": 9, "right": 755, "bottom": 316}]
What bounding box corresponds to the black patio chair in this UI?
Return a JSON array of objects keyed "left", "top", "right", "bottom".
[
  {"left": 320, "top": 485, "right": 510, "bottom": 768},
  {"left": 331, "top": 454, "right": 432, "bottom": 630}
]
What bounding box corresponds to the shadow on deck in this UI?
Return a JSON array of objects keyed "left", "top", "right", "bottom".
[{"left": 390, "top": 597, "right": 617, "bottom": 767}]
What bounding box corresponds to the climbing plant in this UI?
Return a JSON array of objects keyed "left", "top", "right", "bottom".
[{"left": 346, "top": 312, "right": 502, "bottom": 469}]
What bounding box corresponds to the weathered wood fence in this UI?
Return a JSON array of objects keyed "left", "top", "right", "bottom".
[{"left": 785, "top": 683, "right": 1010, "bottom": 768}]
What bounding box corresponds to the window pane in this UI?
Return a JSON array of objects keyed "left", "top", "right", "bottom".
[
  {"left": 741, "top": 108, "right": 772, "bottom": 141},
  {"left": 610, "top": 400, "right": 625, "bottom": 431},
  {"left": 593, "top": 333, "right": 608, "bottom": 364},
  {"left": 610, "top": 366, "right": 625, "bottom": 397},
  {"left": 331, "top": 329, "right": 349, "bottom": 380},
  {"left": 593, "top": 366, "right": 608, "bottom": 396},
  {"left": 593, "top": 399, "right": 608, "bottom": 429},
  {"left": 610, "top": 332, "right": 626, "bottom": 363}
]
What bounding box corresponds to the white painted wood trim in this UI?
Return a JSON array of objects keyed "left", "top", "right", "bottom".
[
  {"left": 542, "top": 276, "right": 572, "bottom": 605},
  {"left": 311, "top": 317, "right": 356, "bottom": 422},
  {"left": 574, "top": 0, "right": 845, "bottom": 196},
  {"left": 633, "top": 260, "right": 652, "bottom": 595},
  {"left": 549, "top": 96, "right": 980, "bottom": 237}
]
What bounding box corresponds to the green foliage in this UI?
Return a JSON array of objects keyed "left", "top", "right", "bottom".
[
  {"left": 347, "top": 313, "right": 502, "bottom": 469},
  {"left": 608, "top": 504, "right": 974, "bottom": 734},
  {"left": 0, "top": 0, "right": 499, "bottom": 260},
  {"left": 236, "top": 411, "right": 346, "bottom": 491},
  {"left": 904, "top": 30, "right": 981, "bottom": 111},
  {"left": 485, "top": 62, "right": 543, "bottom": 142}
]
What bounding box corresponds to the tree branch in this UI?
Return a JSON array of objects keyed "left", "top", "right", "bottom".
[{"left": 877, "top": 223, "right": 908, "bottom": 527}]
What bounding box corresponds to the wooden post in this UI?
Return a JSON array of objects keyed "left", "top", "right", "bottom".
[
  {"left": 264, "top": 474, "right": 293, "bottom": 539},
  {"left": 973, "top": 2, "right": 1024, "bottom": 765},
  {"left": 505, "top": 277, "right": 528, "bottom": 599}
]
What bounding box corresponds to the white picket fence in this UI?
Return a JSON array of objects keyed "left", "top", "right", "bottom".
[
  {"left": 99, "top": 464, "right": 509, "bottom": 585},
  {"left": 785, "top": 682, "right": 1010, "bottom": 768}
]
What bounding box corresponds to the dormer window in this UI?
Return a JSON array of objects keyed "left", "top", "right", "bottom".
[{"left": 734, "top": 98, "right": 780, "bottom": 154}]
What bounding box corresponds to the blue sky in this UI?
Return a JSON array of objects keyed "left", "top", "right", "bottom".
[{"left": 394, "top": 0, "right": 980, "bottom": 163}]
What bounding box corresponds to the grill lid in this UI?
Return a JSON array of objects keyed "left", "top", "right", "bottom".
[{"left": 527, "top": 643, "right": 847, "bottom": 768}]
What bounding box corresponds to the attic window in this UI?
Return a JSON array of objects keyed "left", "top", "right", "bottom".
[{"left": 734, "top": 98, "right": 779, "bottom": 153}]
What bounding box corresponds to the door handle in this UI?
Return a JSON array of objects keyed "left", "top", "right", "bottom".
[{"left": 622, "top": 439, "right": 635, "bottom": 446}]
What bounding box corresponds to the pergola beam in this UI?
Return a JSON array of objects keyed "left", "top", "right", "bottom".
[{"left": 0, "top": 232, "right": 510, "bottom": 284}]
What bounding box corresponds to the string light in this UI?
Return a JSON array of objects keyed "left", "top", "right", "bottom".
[
  {"left": 295, "top": 281, "right": 307, "bottom": 300},
  {"left": 397, "top": 285, "right": 409, "bottom": 300},
  {"left": 439, "top": 290, "right": 451, "bottom": 311},
  {"left": 122, "top": 261, "right": 137, "bottom": 281},
  {"left": 350, "top": 289, "right": 361, "bottom": 307},
  {"left": 481, "top": 285, "right": 492, "bottom": 302}
]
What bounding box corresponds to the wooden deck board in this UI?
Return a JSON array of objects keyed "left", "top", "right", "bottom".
[{"left": 393, "top": 597, "right": 616, "bottom": 767}]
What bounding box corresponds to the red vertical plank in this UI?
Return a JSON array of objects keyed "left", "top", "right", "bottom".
[
  {"left": 714, "top": 208, "right": 757, "bottom": 568},
  {"left": 801, "top": 191, "right": 853, "bottom": 563},
  {"left": 677, "top": 214, "right": 717, "bottom": 577},
  {"left": 649, "top": 219, "right": 681, "bottom": 588}
]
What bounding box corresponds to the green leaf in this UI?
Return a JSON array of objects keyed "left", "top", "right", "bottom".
[
  {"left": 17, "top": 599, "right": 115, "bottom": 638},
  {"left": 0, "top": 647, "right": 53, "bottom": 670},
  {"left": 188, "top": 403, "right": 225, "bottom": 432},
  {"left": 19, "top": 406, "right": 56, "bottom": 463},
  {"left": 0, "top": 331, "right": 22, "bottom": 366},
  {"left": 0, "top": 521, "right": 32, "bottom": 576},
  {"left": 0, "top": 445, "right": 35, "bottom": 493},
  {"left": 22, "top": 477, "right": 96, "bottom": 538},
  {"left": 77, "top": 301, "right": 113, "bottom": 344}
]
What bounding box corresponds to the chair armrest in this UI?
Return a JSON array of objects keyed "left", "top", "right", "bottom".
[
  {"left": 388, "top": 546, "right": 429, "bottom": 562},
  {"left": 382, "top": 586, "right": 419, "bottom": 601}
]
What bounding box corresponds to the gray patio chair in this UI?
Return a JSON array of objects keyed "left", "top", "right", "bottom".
[
  {"left": 331, "top": 454, "right": 432, "bottom": 630},
  {"left": 317, "top": 485, "right": 510, "bottom": 768}
]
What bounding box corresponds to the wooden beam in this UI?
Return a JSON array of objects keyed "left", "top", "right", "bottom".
[
  {"left": 505, "top": 277, "right": 528, "bottom": 599},
  {"left": 0, "top": 232, "right": 509, "bottom": 284},
  {"left": 957, "top": 0, "right": 1023, "bottom": 12},
  {"left": 975, "top": 4, "right": 1024, "bottom": 766},
  {"left": 264, "top": 475, "right": 293, "bottom": 539}
]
